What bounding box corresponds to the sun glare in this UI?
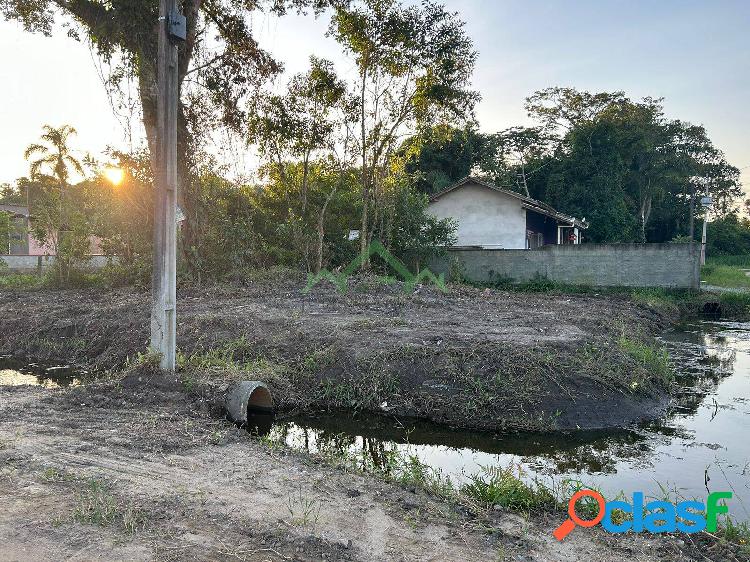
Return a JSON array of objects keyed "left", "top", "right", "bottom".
[{"left": 104, "top": 167, "right": 125, "bottom": 185}]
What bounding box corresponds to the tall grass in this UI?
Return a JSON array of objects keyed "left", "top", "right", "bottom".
[
  {"left": 702, "top": 263, "right": 750, "bottom": 289},
  {"left": 461, "top": 465, "right": 557, "bottom": 512},
  {"left": 618, "top": 335, "right": 672, "bottom": 382}
]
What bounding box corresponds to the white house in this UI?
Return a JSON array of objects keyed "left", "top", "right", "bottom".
[{"left": 427, "top": 177, "right": 588, "bottom": 249}]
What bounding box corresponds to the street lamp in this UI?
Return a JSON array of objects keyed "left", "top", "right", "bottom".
[{"left": 700, "top": 195, "right": 713, "bottom": 266}]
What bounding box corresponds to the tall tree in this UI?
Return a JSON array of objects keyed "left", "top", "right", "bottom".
[
  {"left": 398, "top": 124, "right": 485, "bottom": 195},
  {"left": 23, "top": 124, "right": 84, "bottom": 244},
  {"left": 329, "top": 0, "right": 479, "bottom": 263},
  {"left": 483, "top": 126, "right": 553, "bottom": 196},
  {"left": 23, "top": 124, "right": 93, "bottom": 282},
  {"left": 521, "top": 88, "right": 742, "bottom": 243},
  {"left": 248, "top": 56, "right": 354, "bottom": 272},
  {"left": 24, "top": 124, "right": 84, "bottom": 187}
]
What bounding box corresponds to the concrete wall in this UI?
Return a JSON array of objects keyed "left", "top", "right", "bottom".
[
  {"left": 427, "top": 183, "right": 527, "bottom": 249},
  {"left": 0, "top": 255, "right": 110, "bottom": 273},
  {"left": 430, "top": 243, "right": 700, "bottom": 289}
]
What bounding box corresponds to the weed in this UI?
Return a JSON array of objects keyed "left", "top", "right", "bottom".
[
  {"left": 0, "top": 273, "right": 43, "bottom": 290},
  {"left": 176, "top": 339, "right": 281, "bottom": 384},
  {"left": 461, "top": 465, "right": 556, "bottom": 513},
  {"left": 617, "top": 335, "right": 672, "bottom": 382},
  {"left": 318, "top": 367, "right": 399, "bottom": 412},
  {"left": 720, "top": 516, "right": 750, "bottom": 550},
  {"left": 257, "top": 430, "right": 286, "bottom": 453},
  {"left": 133, "top": 348, "right": 163, "bottom": 368},
  {"left": 73, "top": 479, "right": 120, "bottom": 527},
  {"left": 395, "top": 454, "right": 454, "bottom": 498},
  {"left": 73, "top": 478, "right": 146, "bottom": 534},
  {"left": 41, "top": 467, "right": 74, "bottom": 482},
  {"left": 286, "top": 485, "right": 322, "bottom": 527}
]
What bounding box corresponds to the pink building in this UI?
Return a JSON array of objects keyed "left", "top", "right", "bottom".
[{"left": 0, "top": 203, "right": 101, "bottom": 256}]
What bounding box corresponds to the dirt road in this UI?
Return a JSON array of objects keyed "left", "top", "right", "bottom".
[{"left": 0, "top": 377, "right": 724, "bottom": 562}]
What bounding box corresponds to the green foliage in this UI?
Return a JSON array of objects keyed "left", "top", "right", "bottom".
[
  {"left": 702, "top": 264, "right": 750, "bottom": 289},
  {"left": 399, "top": 124, "right": 486, "bottom": 194},
  {"left": 523, "top": 91, "right": 742, "bottom": 243},
  {"left": 379, "top": 182, "right": 456, "bottom": 270},
  {"left": 403, "top": 87, "right": 742, "bottom": 244},
  {"left": 617, "top": 335, "right": 672, "bottom": 382},
  {"left": 0, "top": 211, "right": 12, "bottom": 253},
  {"left": 716, "top": 291, "right": 750, "bottom": 318},
  {"left": 707, "top": 254, "right": 750, "bottom": 267},
  {"left": 22, "top": 125, "right": 98, "bottom": 285},
  {"left": 330, "top": 0, "right": 478, "bottom": 259},
  {"left": 393, "top": 454, "right": 454, "bottom": 498},
  {"left": 706, "top": 213, "right": 750, "bottom": 256},
  {"left": 720, "top": 516, "right": 750, "bottom": 550},
  {"left": 461, "top": 465, "right": 557, "bottom": 512},
  {"left": 92, "top": 149, "right": 153, "bottom": 274},
  {"left": 0, "top": 273, "right": 42, "bottom": 290}
]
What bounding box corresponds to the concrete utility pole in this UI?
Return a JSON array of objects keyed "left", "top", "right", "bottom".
[
  {"left": 152, "top": 0, "right": 185, "bottom": 372},
  {"left": 700, "top": 195, "right": 713, "bottom": 266}
]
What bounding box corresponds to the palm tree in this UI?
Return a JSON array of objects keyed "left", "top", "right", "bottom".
[
  {"left": 24, "top": 124, "right": 84, "bottom": 186},
  {"left": 23, "top": 125, "right": 85, "bottom": 283}
]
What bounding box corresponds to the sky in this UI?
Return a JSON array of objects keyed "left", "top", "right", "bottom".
[{"left": 1, "top": 0, "right": 749, "bottom": 194}]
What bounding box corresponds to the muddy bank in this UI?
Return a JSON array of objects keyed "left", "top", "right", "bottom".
[
  {"left": 0, "top": 273, "right": 673, "bottom": 431},
  {"left": 0, "top": 378, "right": 740, "bottom": 562}
]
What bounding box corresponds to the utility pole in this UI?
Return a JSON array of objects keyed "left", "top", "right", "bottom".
[
  {"left": 152, "top": 0, "right": 185, "bottom": 372},
  {"left": 700, "top": 194, "right": 713, "bottom": 266}
]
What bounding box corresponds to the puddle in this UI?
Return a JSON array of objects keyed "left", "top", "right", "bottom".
[{"left": 0, "top": 357, "right": 81, "bottom": 388}]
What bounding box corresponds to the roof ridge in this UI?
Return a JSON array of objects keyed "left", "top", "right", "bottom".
[{"left": 429, "top": 176, "right": 587, "bottom": 229}]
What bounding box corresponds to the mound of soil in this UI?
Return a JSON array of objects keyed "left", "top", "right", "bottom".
[{"left": 0, "top": 273, "right": 672, "bottom": 431}]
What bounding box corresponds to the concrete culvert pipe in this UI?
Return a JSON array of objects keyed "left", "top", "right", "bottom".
[{"left": 225, "top": 381, "right": 274, "bottom": 435}]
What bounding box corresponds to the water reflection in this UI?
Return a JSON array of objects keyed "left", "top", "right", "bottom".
[
  {"left": 274, "top": 321, "right": 750, "bottom": 521},
  {"left": 0, "top": 358, "right": 80, "bottom": 388}
]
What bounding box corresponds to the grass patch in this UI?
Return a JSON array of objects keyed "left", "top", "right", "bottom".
[
  {"left": 175, "top": 338, "right": 281, "bottom": 382},
  {"left": 617, "top": 335, "right": 672, "bottom": 383},
  {"left": 461, "top": 465, "right": 556, "bottom": 513},
  {"left": 472, "top": 271, "right": 750, "bottom": 320},
  {"left": 716, "top": 292, "right": 750, "bottom": 318},
  {"left": 706, "top": 255, "right": 750, "bottom": 267},
  {"left": 73, "top": 478, "right": 146, "bottom": 534},
  {"left": 394, "top": 454, "right": 455, "bottom": 498},
  {"left": 0, "top": 273, "right": 43, "bottom": 289},
  {"left": 702, "top": 263, "right": 750, "bottom": 289}
]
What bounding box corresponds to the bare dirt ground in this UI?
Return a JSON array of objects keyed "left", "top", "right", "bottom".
[
  {"left": 0, "top": 379, "right": 735, "bottom": 562},
  {"left": 0, "top": 273, "right": 673, "bottom": 431}
]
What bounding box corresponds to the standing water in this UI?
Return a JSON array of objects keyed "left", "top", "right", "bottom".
[
  {"left": 0, "top": 357, "right": 80, "bottom": 388},
  {"left": 272, "top": 321, "right": 750, "bottom": 521}
]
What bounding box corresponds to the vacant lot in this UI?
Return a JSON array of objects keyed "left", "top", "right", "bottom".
[{"left": 0, "top": 272, "right": 673, "bottom": 431}]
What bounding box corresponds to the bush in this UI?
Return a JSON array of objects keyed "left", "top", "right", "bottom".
[{"left": 706, "top": 214, "right": 750, "bottom": 256}]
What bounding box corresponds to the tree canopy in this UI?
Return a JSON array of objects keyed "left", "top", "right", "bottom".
[{"left": 402, "top": 87, "right": 742, "bottom": 244}]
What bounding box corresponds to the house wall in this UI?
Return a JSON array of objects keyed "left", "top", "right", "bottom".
[
  {"left": 27, "top": 232, "right": 55, "bottom": 256},
  {"left": 427, "top": 184, "right": 527, "bottom": 249},
  {"left": 429, "top": 243, "right": 700, "bottom": 289}
]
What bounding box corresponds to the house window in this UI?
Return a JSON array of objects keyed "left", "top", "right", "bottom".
[{"left": 526, "top": 231, "right": 544, "bottom": 249}]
